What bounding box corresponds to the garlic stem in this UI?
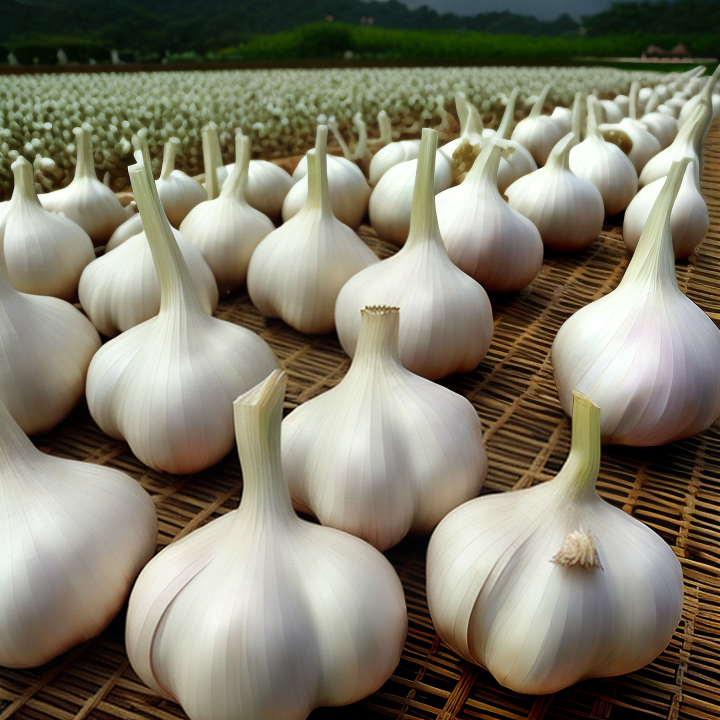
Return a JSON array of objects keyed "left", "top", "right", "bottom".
[
  {"left": 378, "top": 110, "right": 392, "bottom": 145},
  {"left": 303, "top": 125, "right": 331, "bottom": 216},
  {"left": 220, "top": 132, "right": 250, "bottom": 203},
  {"left": 202, "top": 125, "right": 220, "bottom": 200},
  {"left": 529, "top": 83, "right": 551, "bottom": 120},
  {"left": 160, "top": 138, "right": 179, "bottom": 181},
  {"left": 620, "top": 157, "right": 690, "bottom": 289},
  {"left": 74, "top": 124, "right": 95, "bottom": 180},
  {"left": 10, "top": 156, "right": 41, "bottom": 208},
  {"left": 496, "top": 87, "right": 519, "bottom": 140},
  {"left": 571, "top": 92, "right": 583, "bottom": 142},
  {"left": 545, "top": 132, "right": 575, "bottom": 172},
  {"left": 629, "top": 81, "right": 639, "bottom": 121},
  {"left": 586, "top": 96, "right": 602, "bottom": 139},
  {"left": 329, "top": 117, "right": 352, "bottom": 160},
  {"left": 405, "top": 128, "right": 442, "bottom": 250},
  {"left": 455, "top": 92, "right": 468, "bottom": 133},
  {"left": 345, "top": 306, "right": 403, "bottom": 377},
  {"left": 233, "top": 369, "right": 296, "bottom": 525},
  {"left": 353, "top": 113, "right": 368, "bottom": 160},
  {"left": 645, "top": 90, "right": 661, "bottom": 115},
  {"left": 464, "top": 139, "right": 503, "bottom": 185},
  {"left": 464, "top": 102, "right": 485, "bottom": 138}
]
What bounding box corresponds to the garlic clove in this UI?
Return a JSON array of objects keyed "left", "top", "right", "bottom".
[
  {"left": 282, "top": 306, "right": 487, "bottom": 551},
  {"left": 427, "top": 392, "right": 683, "bottom": 694},
  {"left": 155, "top": 137, "right": 206, "bottom": 227},
  {"left": 2, "top": 157, "right": 94, "bottom": 302},
  {"left": 336, "top": 128, "right": 493, "bottom": 380},
  {"left": 510, "top": 84, "right": 564, "bottom": 166},
  {"left": 436, "top": 140, "right": 543, "bottom": 292},
  {"left": 553, "top": 158, "right": 720, "bottom": 445}
]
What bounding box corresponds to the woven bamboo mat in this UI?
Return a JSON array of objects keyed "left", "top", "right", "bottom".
[{"left": 2, "top": 125, "right": 720, "bottom": 720}]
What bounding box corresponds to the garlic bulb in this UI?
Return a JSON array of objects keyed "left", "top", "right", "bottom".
[
  {"left": 180, "top": 133, "right": 274, "bottom": 295},
  {"left": 368, "top": 139, "right": 420, "bottom": 187},
  {"left": 510, "top": 84, "right": 564, "bottom": 166},
  {"left": 506, "top": 133, "right": 604, "bottom": 252},
  {"left": 125, "top": 370, "right": 407, "bottom": 720},
  {"left": 369, "top": 149, "right": 451, "bottom": 247},
  {"left": 283, "top": 306, "right": 487, "bottom": 551},
  {"left": 39, "top": 124, "right": 126, "bottom": 245},
  {"left": 106, "top": 212, "right": 143, "bottom": 251},
  {"left": 426, "top": 391, "right": 683, "bottom": 695},
  {"left": 569, "top": 96, "right": 637, "bottom": 216},
  {"left": 623, "top": 161, "right": 708, "bottom": 259},
  {"left": 0, "top": 397, "right": 157, "bottom": 668},
  {"left": 612, "top": 93, "right": 630, "bottom": 117},
  {"left": 640, "top": 91, "right": 679, "bottom": 150},
  {"left": 336, "top": 128, "right": 493, "bottom": 380},
  {"left": 598, "top": 98, "right": 623, "bottom": 123},
  {"left": 439, "top": 98, "right": 486, "bottom": 162},
  {"left": 2, "top": 157, "right": 94, "bottom": 301},
  {"left": 155, "top": 137, "right": 206, "bottom": 227},
  {"left": 86, "top": 154, "right": 277, "bottom": 474},
  {"left": 553, "top": 158, "right": 720, "bottom": 445},
  {"left": 247, "top": 126, "right": 378, "bottom": 334},
  {"left": 283, "top": 126, "right": 370, "bottom": 229},
  {"left": 436, "top": 140, "right": 543, "bottom": 292}
]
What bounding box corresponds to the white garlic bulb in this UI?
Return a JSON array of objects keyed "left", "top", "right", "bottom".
[
  {"left": 0, "top": 396, "right": 157, "bottom": 668},
  {"left": 282, "top": 126, "right": 370, "bottom": 229},
  {"left": 506, "top": 133, "right": 604, "bottom": 252},
  {"left": 86, "top": 154, "right": 277, "bottom": 474},
  {"left": 623, "top": 161, "right": 708, "bottom": 259},
  {"left": 155, "top": 137, "right": 206, "bottom": 227},
  {"left": 640, "top": 91, "right": 679, "bottom": 150},
  {"left": 2, "top": 157, "right": 94, "bottom": 301},
  {"left": 612, "top": 93, "right": 630, "bottom": 117},
  {"left": 283, "top": 306, "right": 487, "bottom": 551},
  {"left": 427, "top": 392, "right": 683, "bottom": 695},
  {"left": 247, "top": 126, "right": 378, "bottom": 334},
  {"left": 39, "top": 124, "right": 126, "bottom": 245},
  {"left": 180, "top": 133, "right": 274, "bottom": 295},
  {"left": 436, "top": 140, "right": 543, "bottom": 292},
  {"left": 369, "top": 139, "right": 420, "bottom": 187},
  {"left": 598, "top": 98, "right": 623, "bottom": 123},
  {"left": 569, "top": 96, "right": 637, "bottom": 216},
  {"left": 510, "top": 84, "right": 564, "bottom": 166},
  {"left": 369, "top": 150, "right": 451, "bottom": 246},
  {"left": 106, "top": 211, "right": 143, "bottom": 251},
  {"left": 125, "top": 370, "right": 407, "bottom": 720},
  {"left": 553, "top": 158, "right": 720, "bottom": 445},
  {"left": 336, "top": 128, "right": 493, "bottom": 380}
]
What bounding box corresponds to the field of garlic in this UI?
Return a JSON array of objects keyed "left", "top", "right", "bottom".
[{"left": 1, "top": 61, "right": 720, "bottom": 720}]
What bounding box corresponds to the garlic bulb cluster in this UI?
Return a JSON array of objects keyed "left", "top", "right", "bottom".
[
  {"left": 0, "top": 397, "right": 157, "bottom": 668},
  {"left": 569, "top": 96, "right": 637, "bottom": 216},
  {"left": 436, "top": 140, "right": 543, "bottom": 292},
  {"left": 336, "top": 128, "right": 493, "bottom": 380},
  {"left": 86, "top": 154, "right": 277, "bottom": 474},
  {"left": 1, "top": 157, "right": 94, "bottom": 301},
  {"left": 155, "top": 137, "right": 206, "bottom": 227},
  {"left": 283, "top": 127, "right": 370, "bottom": 229},
  {"left": 39, "top": 124, "right": 127, "bottom": 245},
  {"left": 368, "top": 139, "right": 420, "bottom": 187},
  {"left": 506, "top": 133, "right": 604, "bottom": 252},
  {"left": 180, "top": 133, "right": 274, "bottom": 295},
  {"left": 510, "top": 84, "right": 563, "bottom": 166},
  {"left": 248, "top": 126, "right": 378, "bottom": 334},
  {"left": 553, "top": 159, "right": 720, "bottom": 445},
  {"left": 126, "top": 370, "right": 407, "bottom": 720},
  {"left": 283, "top": 306, "right": 487, "bottom": 551},
  {"left": 427, "top": 392, "right": 683, "bottom": 695}
]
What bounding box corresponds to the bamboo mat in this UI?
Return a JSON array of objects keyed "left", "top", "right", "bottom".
[{"left": 2, "top": 125, "right": 720, "bottom": 720}]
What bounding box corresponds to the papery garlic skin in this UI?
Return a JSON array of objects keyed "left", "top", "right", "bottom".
[
  {"left": 553, "top": 158, "right": 720, "bottom": 445},
  {"left": 283, "top": 307, "right": 486, "bottom": 551},
  {"left": 39, "top": 125, "right": 127, "bottom": 245},
  {"left": 436, "top": 140, "right": 543, "bottom": 292},
  {"left": 0, "top": 398, "right": 157, "bottom": 668},
  {"left": 106, "top": 212, "right": 143, "bottom": 251},
  {"left": 439, "top": 98, "right": 486, "bottom": 163},
  {"left": 510, "top": 84, "right": 564, "bottom": 166},
  {"left": 336, "top": 128, "right": 493, "bottom": 380},
  {"left": 427, "top": 393, "right": 683, "bottom": 695},
  {"left": 156, "top": 138, "right": 206, "bottom": 227},
  {"left": 86, "top": 153, "right": 277, "bottom": 474},
  {"left": 623, "top": 162, "right": 708, "bottom": 259},
  {"left": 2, "top": 157, "right": 94, "bottom": 302},
  {"left": 181, "top": 133, "right": 274, "bottom": 295},
  {"left": 369, "top": 139, "right": 420, "bottom": 187},
  {"left": 126, "top": 370, "right": 407, "bottom": 720},
  {"left": 506, "top": 133, "right": 604, "bottom": 252}
]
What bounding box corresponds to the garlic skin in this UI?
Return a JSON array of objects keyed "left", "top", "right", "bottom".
[
  {"left": 336, "top": 128, "right": 493, "bottom": 380},
  {"left": 510, "top": 84, "right": 564, "bottom": 166},
  {"left": 0, "top": 397, "right": 157, "bottom": 669},
  {"left": 506, "top": 133, "right": 604, "bottom": 252},
  {"left": 436, "top": 140, "right": 543, "bottom": 292},
  {"left": 553, "top": 158, "right": 720, "bottom": 445},
  {"left": 180, "top": 133, "right": 274, "bottom": 295},
  {"left": 155, "top": 137, "right": 206, "bottom": 228},
  {"left": 368, "top": 139, "right": 420, "bottom": 187},
  {"left": 427, "top": 392, "right": 683, "bottom": 695},
  {"left": 283, "top": 131, "right": 370, "bottom": 230},
  {"left": 86, "top": 154, "right": 277, "bottom": 474},
  {"left": 39, "top": 125, "right": 127, "bottom": 245},
  {"left": 369, "top": 151, "right": 451, "bottom": 246},
  {"left": 570, "top": 96, "right": 637, "bottom": 216},
  {"left": 283, "top": 307, "right": 487, "bottom": 551},
  {"left": 623, "top": 162, "right": 708, "bottom": 259},
  {"left": 247, "top": 126, "right": 378, "bottom": 334},
  {"left": 2, "top": 157, "right": 94, "bottom": 301},
  {"left": 106, "top": 212, "right": 143, "bottom": 251},
  {"left": 125, "top": 370, "right": 407, "bottom": 720}
]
